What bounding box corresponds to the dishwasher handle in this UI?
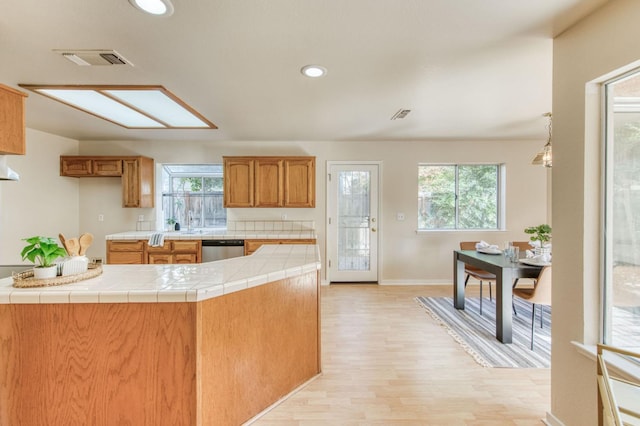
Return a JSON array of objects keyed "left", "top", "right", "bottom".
[{"left": 202, "top": 239, "right": 245, "bottom": 247}]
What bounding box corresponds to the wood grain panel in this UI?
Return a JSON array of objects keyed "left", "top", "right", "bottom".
[
  {"left": 0, "top": 272, "right": 320, "bottom": 425},
  {"left": 198, "top": 272, "right": 320, "bottom": 425},
  {"left": 0, "top": 303, "right": 197, "bottom": 426},
  {"left": 255, "top": 158, "right": 284, "bottom": 207},
  {"left": 283, "top": 158, "right": 315, "bottom": 207},
  {"left": 0, "top": 84, "right": 27, "bottom": 155}
]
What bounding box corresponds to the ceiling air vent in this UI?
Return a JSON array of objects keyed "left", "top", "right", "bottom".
[
  {"left": 55, "top": 49, "right": 133, "bottom": 66},
  {"left": 390, "top": 109, "right": 411, "bottom": 120}
]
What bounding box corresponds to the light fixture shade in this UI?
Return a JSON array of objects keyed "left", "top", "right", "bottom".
[
  {"left": 532, "top": 112, "right": 552, "bottom": 167},
  {"left": 129, "top": 0, "right": 174, "bottom": 16},
  {"left": 19, "top": 85, "right": 217, "bottom": 130}
]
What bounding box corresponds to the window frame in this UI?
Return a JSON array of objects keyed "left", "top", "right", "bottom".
[
  {"left": 417, "top": 163, "right": 505, "bottom": 232},
  {"left": 601, "top": 67, "right": 640, "bottom": 349},
  {"left": 161, "top": 163, "right": 226, "bottom": 230}
]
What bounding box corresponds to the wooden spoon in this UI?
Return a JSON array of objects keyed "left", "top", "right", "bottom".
[
  {"left": 66, "top": 238, "right": 79, "bottom": 256},
  {"left": 58, "top": 233, "right": 69, "bottom": 255},
  {"left": 78, "top": 233, "right": 94, "bottom": 256}
]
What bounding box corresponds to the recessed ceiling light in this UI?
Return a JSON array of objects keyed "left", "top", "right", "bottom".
[
  {"left": 301, "top": 65, "right": 327, "bottom": 78},
  {"left": 19, "top": 85, "right": 217, "bottom": 130},
  {"left": 128, "top": 0, "right": 174, "bottom": 16}
]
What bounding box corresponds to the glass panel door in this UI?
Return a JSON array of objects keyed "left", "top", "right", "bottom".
[{"left": 327, "top": 163, "right": 379, "bottom": 282}]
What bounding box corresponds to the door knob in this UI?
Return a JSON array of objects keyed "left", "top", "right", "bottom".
[{"left": 371, "top": 227, "right": 377, "bottom": 232}]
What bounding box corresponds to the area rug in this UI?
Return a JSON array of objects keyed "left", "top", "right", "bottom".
[{"left": 415, "top": 296, "right": 551, "bottom": 368}]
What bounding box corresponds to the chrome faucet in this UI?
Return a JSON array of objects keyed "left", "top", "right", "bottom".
[{"left": 187, "top": 210, "right": 194, "bottom": 231}]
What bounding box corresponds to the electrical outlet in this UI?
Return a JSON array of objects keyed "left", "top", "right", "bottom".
[
  {"left": 281, "top": 214, "right": 287, "bottom": 220},
  {"left": 396, "top": 212, "right": 406, "bottom": 221},
  {"left": 98, "top": 214, "right": 104, "bottom": 222},
  {"left": 138, "top": 214, "right": 144, "bottom": 222}
]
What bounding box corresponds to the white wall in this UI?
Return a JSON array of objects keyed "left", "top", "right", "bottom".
[
  {"left": 552, "top": 0, "right": 640, "bottom": 424},
  {"left": 0, "top": 128, "right": 79, "bottom": 264},
  {"left": 77, "top": 138, "right": 548, "bottom": 282}
]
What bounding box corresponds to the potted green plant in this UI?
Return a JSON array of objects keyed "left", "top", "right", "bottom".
[
  {"left": 524, "top": 224, "right": 552, "bottom": 255},
  {"left": 166, "top": 217, "right": 176, "bottom": 231},
  {"left": 21, "top": 236, "right": 68, "bottom": 279}
]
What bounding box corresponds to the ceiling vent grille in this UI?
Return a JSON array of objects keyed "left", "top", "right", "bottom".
[
  {"left": 390, "top": 109, "right": 411, "bottom": 120},
  {"left": 55, "top": 50, "right": 133, "bottom": 66}
]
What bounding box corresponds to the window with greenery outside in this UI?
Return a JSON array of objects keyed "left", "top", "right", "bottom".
[
  {"left": 161, "top": 164, "right": 226, "bottom": 229},
  {"left": 418, "top": 164, "right": 500, "bottom": 230}
]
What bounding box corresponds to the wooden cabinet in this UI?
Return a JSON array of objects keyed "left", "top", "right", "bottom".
[
  {"left": 244, "top": 239, "right": 316, "bottom": 256},
  {"left": 224, "top": 158, "right": 254, "bottom": 207},
  {"left": 223, "top": 156, "right": 315, "bottom": 208},
  {"left": 60, "top": 156, "right": 154, "bottom": 208},
  {"left": 108, "top": 239, "right": 201, "bottom": 264},
  {"left": 122, "top": 157, "right": 154, "bottom": 208},
  {"left": 255, "top": 158, "right": 283, "bottom": 207},
  {"left": 106, "top": 240, "right": 146, "bottom": 264},
  {"left": 60, "top": 156, "right": 123, "bottom": 177},
  {"left": 284, "top": 157, "right": 315, "bottom": 207},
  {"left": 0, "top": 84, "right": 28, "bottom": 155}
]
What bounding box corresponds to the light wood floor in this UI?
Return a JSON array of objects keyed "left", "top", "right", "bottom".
[{"left": 251, "top": 284, "right": 550, "bottom": 426}]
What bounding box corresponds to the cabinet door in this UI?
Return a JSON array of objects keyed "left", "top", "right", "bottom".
[
  {"left": 148, "top": 253, "right": 173, "bottom": 264},
  {"left": 255, "top": 158, "right": 283, "bottom": 207},
  {"left": 0, "top": 84, "right": 27, "bottom": 155},
  {"left": 244, "top": 239, "right": 316, "bottom": 255},
  {"left": 122, "top": 157, "right": 154, "bottom": 208},
  {"left": 284, "top": 158, "right": 315, "bottom": 207},
  {"left": 61, "top": 157, "right": 93, "bottom": 176},
  {"left": 93, "top": 159, "right": 122, "bottom": 176},
  {"left": 173, "top": 253, "right": 198, "bottom": 264},
  {"left": 224, "top": 158, "right": 255, "bottom": 207},
  {"left": 106, "top": 241, "right": 145, "bottom": 264}
]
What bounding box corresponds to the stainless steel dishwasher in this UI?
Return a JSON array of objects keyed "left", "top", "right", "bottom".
[{"left": 201, "top": 239, "right": 245, "bottom": 262}]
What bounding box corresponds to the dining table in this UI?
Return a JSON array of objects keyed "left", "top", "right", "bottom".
[{"left": 453, "top": 249, "right": 546, "bottom": 343}]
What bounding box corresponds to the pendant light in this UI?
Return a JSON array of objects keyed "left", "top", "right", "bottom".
[{"left": 531, "top": 112, "right": 552, "bottom": 168}]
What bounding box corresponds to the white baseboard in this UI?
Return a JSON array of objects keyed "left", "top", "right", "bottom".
[
  {"left": 544, "top": 411, "right": 564, "bottom": 426},
  {"left": 322, "top": 280, "right": 451, "bottom": 286},
  {"left": 379, "top": 279, "right": 450, "bottom": 285}
]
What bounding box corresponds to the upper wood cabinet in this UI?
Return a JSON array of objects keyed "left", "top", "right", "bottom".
[
  {"left": 0, "top": 84, "right": 28, "bottom": 155},
  {"left": 122, "top": 157, "right": 154, "bottom": 208},
  {"left": 224, "top": 158, "right": 254, "bottom": 207},
  {"left": 60, "top": 156, "right": 123, "bottom": 177},
  {"left": 223, "top": 156, "right": 315, "bottom": 208},
  {"left": 255, "top": 158, "right": 283, "bottom": 207},
  {"left": 60, "top": 155, "right": 154, "bottom": 208},
  {"left": 284, "top": 158, "right": 315, "bottom": 207}
]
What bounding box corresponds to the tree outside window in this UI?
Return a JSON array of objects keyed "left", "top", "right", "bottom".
[
  {"left": 161, "top": 164, "right": 226, "bottom": 229},
  {"left": 418, "top": 164, "right": 500, "bottom": 230}
]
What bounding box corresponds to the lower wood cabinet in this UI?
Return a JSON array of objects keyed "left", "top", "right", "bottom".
[
  {"left": 106, "top": 241, "right": 146, "bottom": 265},
  {"left": 147, "top": 240, "right": 202, "bottom": 264},
  {"left": 244, "top": 239, "right": 316, "bottom": 256},
  {"left": 107, "top": 240, "right": 201, "bottom": 264}
]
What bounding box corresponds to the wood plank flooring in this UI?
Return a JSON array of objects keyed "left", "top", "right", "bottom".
[{"left": 251, "top": 284, "right": 550, "bottom": 425}]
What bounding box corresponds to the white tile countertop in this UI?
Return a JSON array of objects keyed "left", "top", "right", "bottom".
[
  {"left": 105, "top": 229, "right": 317, "bottom": 240},
  {"left": 108, "top": 220, "right": 317, "bottom": 240},
  {"left": 0, "top": 244, "right": 320, "bottom": 305}
]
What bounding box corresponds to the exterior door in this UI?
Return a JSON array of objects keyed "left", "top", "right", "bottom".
[{"left": 327, "top": 163, "right": 379, "bottom": 282}]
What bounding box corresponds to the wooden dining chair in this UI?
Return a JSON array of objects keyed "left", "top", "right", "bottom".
[
  {"left": 510, "top": 241, "right": 536, "bottom": 296},
  {"left": 459, "top": 241, "right": 496, "bottom": 315},
  {"left": 513, "top": 266, "right": 552, "bottom": 350}
]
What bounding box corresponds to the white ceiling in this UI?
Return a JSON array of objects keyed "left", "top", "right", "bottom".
[{"left": 1, "top": 0, "right": 609, "bottom": 143}]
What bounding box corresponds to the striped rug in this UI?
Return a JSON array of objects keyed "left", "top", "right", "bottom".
[{"left": 415, "top": 296, "right": 551, "bottom": 368}]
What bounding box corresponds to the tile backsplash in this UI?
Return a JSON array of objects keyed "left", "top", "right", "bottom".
[{"left": 227, "top": 220, "right": 315, "bottom": 232}]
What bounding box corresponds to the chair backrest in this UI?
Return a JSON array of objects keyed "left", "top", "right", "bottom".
[
  {"left": 459, "top": 241, "right": 478, "bottom": 251},
  {"left": 529, "top": 266, "right": 552, "bottom": 306},
  {"left": 459, "top": 242, "right": 484, "bottom": 273},
  {"left": 511, "top": 241, "right": 533, "bottom": 251}
]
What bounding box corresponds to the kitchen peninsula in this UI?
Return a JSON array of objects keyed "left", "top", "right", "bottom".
[{"left": 0, "top": 244, "right": 321, "bottom": 426}]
